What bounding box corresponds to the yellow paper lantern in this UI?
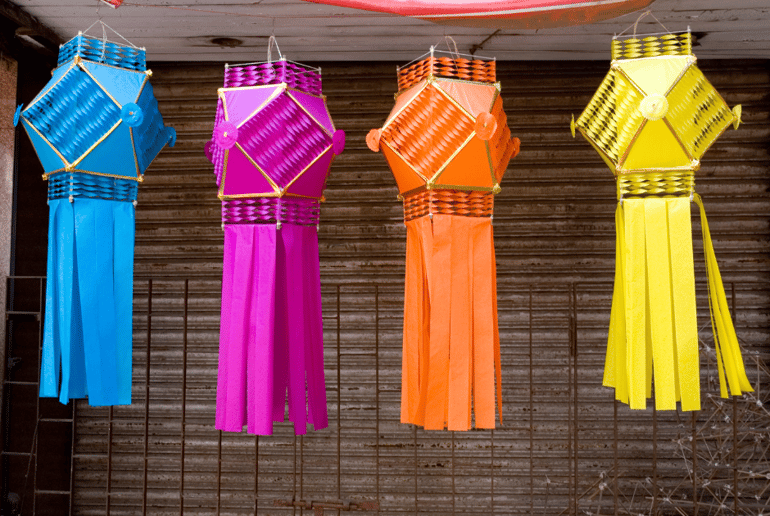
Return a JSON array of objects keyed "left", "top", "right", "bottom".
[{"left": 573, "top": 32, "right": 752, "bottom": 411}]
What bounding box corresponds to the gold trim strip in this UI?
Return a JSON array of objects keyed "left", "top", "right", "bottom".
[
  {"left": 78, "top": 57, "right": 148, "bottom": 75},
  {"left": 236, "top": 143, "right": 281, "bottom": 193},
  {"left": 664, "top": 57, "right": 696, "bottom": 97},
  {"left": 220, "top": 84, "right": 290, "bottom": 93},
  {"left": 381, "top": 141, "right": 430, "bottom": 183},
  {"left": 430, "top": 131, "right": 475, "bottom": 183},
  {"left": 217, "top": 149, "right": 230, "bottom": 198},
  {"left": 484, "top": 140, "right": 497, "bottom": 187},
  {"left": 129, "top": 126, "right": 142, "bottom": 179},
  {"left": 662, "top": 117, "right": 694, "bottom": 162},
  {"left": 221, "top": 91, "right": 229, "bottom": 123},
  {"left": 235, "top": 84, "right": 285, "bottom": 130},
  {"left": 433, "top": 80, "right": 477, "bottom": 121},
  {"left": 218, "top": 191, "right": 281, "bottom": 200},
  {"left": 79, "top": 62, "right": 122, "bottom": 109},
  {"left": 70, "top": 120, "right": 123, "bottom": 169},
  {"left": 282, "top": 192, "right": 324, "bottom": 200},
  {"left": 610, "top": 53, "right": 697, "bottom": 67},
  {"left": 134, "top": 74, "right": 149, "bottom": 104},
  {"left": 217, "top": 191, "right": 325, "bottom": 201},
  {"left": 576, "top": 126, "right": 616, "bottom": 171},
  {"left": 21, "top": 117, "right": 70, "bottom": 168},
  {"left": 287, "top": 88, "right": 337, "bottom": 132},
  {"left": 286, "top": 91, "right": 334, "bottom": 137},
  {"left": 42, "top": 168, "right": 142, "bottom": 182},
  {"left": 489, "top": 84, "right": 501, "bottom": 113},
  {"left": 613, "top": 64, "right": 645, "bottom": 98},
  {"left": 430, "top": 183, "right": 495, "bottom": 192},
  {"left": 430, "top": 75, "right": 494, "bottom": 88},
  {"left": 286, "top": 87, "right": 325, "bottom": 100},
  {"left": 25, "top": 63, "right": 76, "bottom": 112},
  {"left": 394, "top": 79, "right": 427, "bottom": 101},
  {"left": 282, "top": 144, "right": 332, "bottom": 193},
  {"left": 616, "top": 164, "right": 698, "bottom": 175},
  {"left": 383, "top": 80, "right": 430, "bottom": 131},
  {"left": 617, "top": 118, "right": 648, "bottom": 169}
]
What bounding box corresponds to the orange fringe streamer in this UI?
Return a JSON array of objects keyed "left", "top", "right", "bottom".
[{"left": 401, "top": 213, "right": 502, "bottom": 431}]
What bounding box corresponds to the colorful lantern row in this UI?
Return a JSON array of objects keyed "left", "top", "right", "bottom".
[
  {"left": 302, "top": 0, "right": 655, "bottom": 29},
  {"left": 206, "top": 50, "right": 344, "bottom": 435},
  {"left": 16, "top": 30, "right": 175, "bottom": 406},
  {"left": 15, "top": 25, "right": 756, "bottom": 426},
  {"left": 572, "top": 31, "right": 753, "bottom": 411},
  {"left": 368, "top": 49, "right": 520, "bottom": 430}
]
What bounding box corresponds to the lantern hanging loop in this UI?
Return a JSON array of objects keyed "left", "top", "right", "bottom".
[
  {"left": 431, "top": 35, "right": 463, "bottom": 71},
  {"left": 267, "top": 34, "right": 284, "bottom": 63},
  {"left": 615, "top": 10, "right": 671, "bottom": 39},
  {"left": 81, "top": 19, "right": 140, "bottom": 49}
]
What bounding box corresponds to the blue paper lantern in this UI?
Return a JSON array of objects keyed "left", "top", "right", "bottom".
[{"left": 15, "top": 32, "right": 175, "bottom": 406}]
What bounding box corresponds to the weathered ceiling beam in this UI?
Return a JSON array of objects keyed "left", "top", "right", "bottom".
[{"left": 0, "top": 0, "right": 62, "bottom": 50}]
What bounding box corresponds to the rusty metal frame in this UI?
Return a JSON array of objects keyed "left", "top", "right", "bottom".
[{"left": 2, "top": 276, "right": 769, "bottom": 515}]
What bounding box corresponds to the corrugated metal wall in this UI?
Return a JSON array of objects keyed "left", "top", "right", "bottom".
[{"left": 71, "top": 60, "right": 770, "bottom": 515}]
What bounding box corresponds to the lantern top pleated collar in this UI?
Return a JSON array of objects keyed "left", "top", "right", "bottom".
[
  {"left": 572, "top": 30, "right": 742, "bottom": 179},
  {"left": 368, "top": 47, "right": 519, "bottom": 198},
  {"left": 208, "top": 55, "right": 343, "bottom": 202},
  {"left": 16, "top": 26, "right": 176, "bottom": 182}
]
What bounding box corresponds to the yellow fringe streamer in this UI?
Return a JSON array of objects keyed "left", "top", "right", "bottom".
[
  {"left": 693, "top": 194, "right": 753, "bottom": 398},
  {"left": 605, "top": 195, "right": 752, "bottom": 411}
]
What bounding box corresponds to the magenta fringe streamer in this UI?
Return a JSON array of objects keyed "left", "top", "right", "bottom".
[{"left": 216, "top": 223, "right": 328, "bottom": 435}]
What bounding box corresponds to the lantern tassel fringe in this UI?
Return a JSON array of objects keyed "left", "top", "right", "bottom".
[
  {"left": 401, "top": 214, "right": 502, "bottom": 431},
  {"left": 604, "top": 195, "right": 752, "bottom": 411},
  {"left": 216, "top": 223, "right": 328, "bottom": 436},
  {"left": 40, "top": 198, "right": 134, "bottom": 406}
]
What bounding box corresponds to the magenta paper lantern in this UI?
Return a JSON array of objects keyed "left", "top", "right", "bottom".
[{"left": 206, "top": 56, "right": 343, "bottom": 436}]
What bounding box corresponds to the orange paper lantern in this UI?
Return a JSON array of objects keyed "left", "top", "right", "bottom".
[{"left": 370, "top": 49, "right": 519, "bottom": 430}]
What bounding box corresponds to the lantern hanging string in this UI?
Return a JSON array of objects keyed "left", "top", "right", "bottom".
[
  {"left": 615, "top": 10, "right": 672, "bottom": 39},
  {"left": 81, "top": 19, "right": 140, "bottom": 49},
  {"left": 267, "top": 34, "right": 283, "bottom": 64}
]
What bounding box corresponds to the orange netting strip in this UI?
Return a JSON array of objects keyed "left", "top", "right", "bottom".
[
  {"left": 397, "top": 57, "right": 496, "bottom": 91},
  {"left": 403, "top": 189, "right": 494, "bottom": 222}
]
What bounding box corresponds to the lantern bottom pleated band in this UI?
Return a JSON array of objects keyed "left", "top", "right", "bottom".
[
  {"left": 216, "top": 197, "right": 328, "bottom": 436},
  {"left": 40, "top": 172, "right": 137, "bottom": 406},
  {"left": 400, "top": 189, "right": 502, "bottom": 431},
  {"left": 603, "top": 172, "right": 753, "bottom": 411}
]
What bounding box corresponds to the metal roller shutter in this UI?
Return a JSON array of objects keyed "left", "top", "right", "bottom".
[{"left": 60, "top": 59, "right": 770, "bottom": 515}]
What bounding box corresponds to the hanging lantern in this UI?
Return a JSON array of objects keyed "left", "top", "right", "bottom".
[
  {"left": 206, "top": 44, "right": 344, "bottom": 436},
  {"left": 302, "top": 0, "right": 654, "bottom": 29},
  {"left": 15, "top": 28, "right": 175, "bottom": 406},
  {"left": 368, "top": 48, "right": 519, "bottom": 431},
  {"left": 572, "top": 31, "right": 752, "bottom": 411}
]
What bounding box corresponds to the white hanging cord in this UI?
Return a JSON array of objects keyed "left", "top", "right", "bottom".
[
  {"left": 101, "top": 20, "right": 107, "bottom": 61},
  {"left": 616, "top": 10, "right": 672, "bottom": 39},
  {"left": 81, "top": 20, "right": 139, "bottom": 49},
  {"left": 445, "top": 35, "right": 462, "bottom": 65},
  {"left": 267, "top": 34, "right": 283, "bottom": 63}
]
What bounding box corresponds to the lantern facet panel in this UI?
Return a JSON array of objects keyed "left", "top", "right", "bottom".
[
  {"left": 207, "top": 58, "right": 343, "bottom": 436},
  {"left": 572, "top": 32, "right": 752, "bottom": 411},
  {"left": 369, "top": 51, "right": 520, "bottom": 431},
  {"left": 16, "top": 32, "right": 175, "bottom": 406}
]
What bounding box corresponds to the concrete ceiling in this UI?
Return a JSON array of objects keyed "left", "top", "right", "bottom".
[{"left": 9, "top": 0, "right": 770, "bottom": 62}]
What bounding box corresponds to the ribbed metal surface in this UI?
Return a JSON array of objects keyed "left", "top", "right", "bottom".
[{"left": 66, "top": 60, "right": 770, "bottom": 515}]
